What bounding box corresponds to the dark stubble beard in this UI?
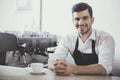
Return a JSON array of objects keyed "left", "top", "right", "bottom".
[
  {"left": 77, "top": 24, "right": 91, "bottom": 36},
  {"left": 81, "top": 26, "right": 91, "bottom": 35}
]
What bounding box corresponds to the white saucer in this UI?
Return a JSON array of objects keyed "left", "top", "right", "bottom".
[{"left": 27, "top": 67, "right": 46, "bottom": 75}]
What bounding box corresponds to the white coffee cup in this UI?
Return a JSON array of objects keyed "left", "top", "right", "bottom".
[{"left": 29, "top": 63, "right": 44, "bottom": 73}]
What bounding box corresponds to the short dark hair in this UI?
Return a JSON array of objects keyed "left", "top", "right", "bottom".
[{"left": 72, "top": 2, "right": 93, "bottom": 17}]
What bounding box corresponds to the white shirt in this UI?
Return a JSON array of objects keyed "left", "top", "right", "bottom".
[{"left": 48, "top": 29, "right": 115, "bottom": 75}]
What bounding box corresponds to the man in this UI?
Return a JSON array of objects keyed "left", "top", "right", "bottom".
[{"left": 48, "top": 2, "right": 115, "bottom": 76}]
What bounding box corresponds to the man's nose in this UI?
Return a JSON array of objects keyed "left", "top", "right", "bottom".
[{"left": 78, "top": 19, "right": 84, "bottom": 26}]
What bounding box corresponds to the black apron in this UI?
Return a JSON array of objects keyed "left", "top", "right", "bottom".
[{"left": 73, "top": 38, "right": 98, "bottom": 65}]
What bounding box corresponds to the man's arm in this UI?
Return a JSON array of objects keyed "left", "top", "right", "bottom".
[
  {"left": 54, "top": 60, "right": 106, "bottom": 75},
  {"left": 71, "top": 64, "right": 106, "bottom": 75}
]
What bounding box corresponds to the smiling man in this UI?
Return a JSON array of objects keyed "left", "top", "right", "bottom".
[{"left": 48, "top": 2, "right": 115, "bottom": 76}]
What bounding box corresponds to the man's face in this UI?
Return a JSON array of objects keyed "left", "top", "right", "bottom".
[{"left": 72, "top": 9, "right": 94, "bottom": 35}]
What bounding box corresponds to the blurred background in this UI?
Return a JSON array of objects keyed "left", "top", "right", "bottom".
[{"left": 0, "top": 0, "right": 120, "bottom": 67}]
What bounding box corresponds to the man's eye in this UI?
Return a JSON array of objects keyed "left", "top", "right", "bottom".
[
  {"left": 75, "top": 18, "right": 80, "bottom": 21},
  {"left": 83, "top": 16, "right": 88, "bottom": 20}
]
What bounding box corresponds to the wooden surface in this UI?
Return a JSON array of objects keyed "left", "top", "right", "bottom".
[{"left": 0, "top": 65, "right": 119, "bottom": 80}]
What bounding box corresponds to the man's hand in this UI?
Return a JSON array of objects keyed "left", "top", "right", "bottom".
[
  {"left": 52, "top": 60, "right": 106, "bottom": 75},
  {"left": 54, "top": 60, "right": 74, "bottom": 76}
]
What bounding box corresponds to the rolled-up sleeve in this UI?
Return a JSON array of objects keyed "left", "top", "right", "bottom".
[
  {"left": 48, "top": 34, "right": 77, "bottom": 68},
  {"left": 98, "top": 34, "right": 115, "bottom": 75},
  {"left": 48, "top": 35, "right": 74, "bottom": 69}
]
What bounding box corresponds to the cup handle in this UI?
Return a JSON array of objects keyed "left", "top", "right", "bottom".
[
  {"left": 26, "top": 64, "right": 31, "bottom": 72},
  {"left": 27, "top": 64, "right": 31, "bottom": 67}
]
